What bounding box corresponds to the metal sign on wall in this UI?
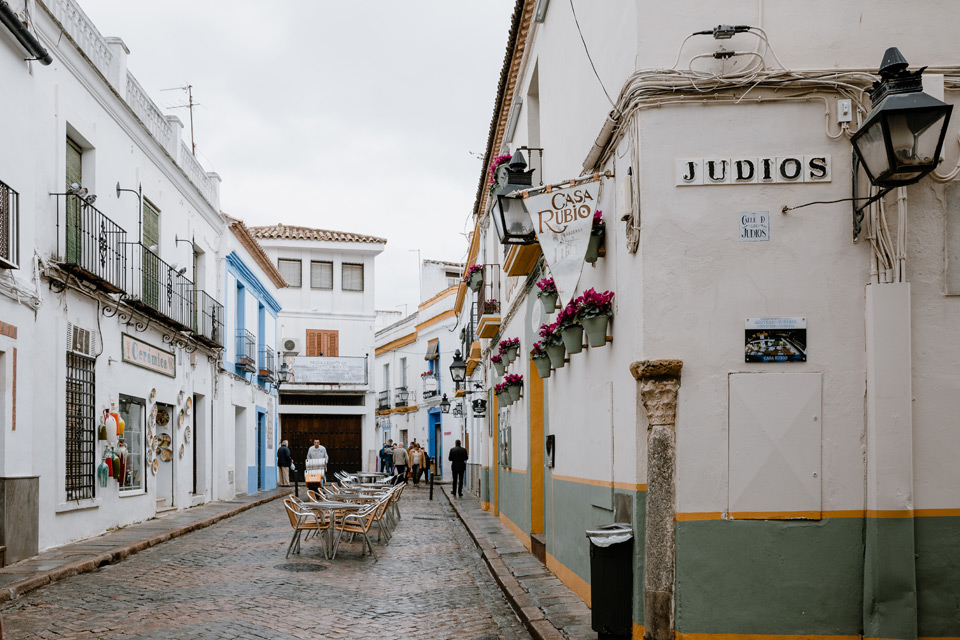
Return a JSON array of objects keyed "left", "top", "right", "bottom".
[
  {"left": 288, "top": 356, "right": 367, "bottom": 384},
  {"left": 745, "top": 317, "right": 807, "bottom": 363},
  {"left": 121, "top": 334, "right": 176, "bottom": 377},
  {"left": 676, "top": 156, "right": 831, "bottom": 186}
]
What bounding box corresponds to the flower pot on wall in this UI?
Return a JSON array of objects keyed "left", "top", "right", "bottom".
[
  {"left": 532, "top": 355, "right": 552, "bottom": 379},
  {"left": 585, "top": 229, "right": 605, "bottom": 264},
  {"left": 467, "top": 272, "right": 483, "bottom": 292},
  {"left": 583, "top": 314, "right": 610, "bottom": 347},
  {"left": 507, "top": 385, "right": 521, "bottom": 403},
  {"left": 545, "top": 343, "right": 566, "bottom": 368},
  {"left": 560, "top": 325, "right": 584, "bottom": 355},
  {"left": 539, "top": 292, "right": 558, "bottom": 314},
  {"left": 493, "top": 360, "right": 506, "bottom": 377},
  {"left": 504, "top": 345, "right": 519, "bottom": 364}
]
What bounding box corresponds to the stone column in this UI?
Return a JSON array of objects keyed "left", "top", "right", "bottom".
[{"left": 630, "top": 359, "right": 682, "bottom": 640}]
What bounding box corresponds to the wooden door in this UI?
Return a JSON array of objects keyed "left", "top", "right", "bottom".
[
  {"left": 306, "top": 330, "right": 339, "bottom": 356},
  {"left": 281, "top": 414, "right": 360, "bottom": 477}
]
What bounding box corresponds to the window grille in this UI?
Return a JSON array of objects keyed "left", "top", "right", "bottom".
[
  {"left": 278, "top": 258, "right": 302, "bottom": 287},
  {"left": 0, "top": 179, "right": 20, "bottom": 269},
  {"left": 65, "top": 351, "right": 96, "bottom": 501},
  {"left": 310, "top": 260, "right": 333, "bottom": 289},
  {"left": 342, "top": 263, "right": 364, "bottom": 291}
]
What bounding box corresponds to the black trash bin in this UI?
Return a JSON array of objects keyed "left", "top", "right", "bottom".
[{"left": 585, "top": 523, "right": 633, "bottom": 638}]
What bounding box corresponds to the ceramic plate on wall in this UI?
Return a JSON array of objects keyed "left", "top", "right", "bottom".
[
  {"left": 152, "top": 459, "right": 159, "bottom": 474},
  {"left": 185, "top": 397, "right": 192, "bottom": 413},
  {"left": 178, "top": 390, "right": 185, "bottom": 405},
  {"left": 179, "top": 410, "right": 185, "bottom": 428},
  {"left": 156, "top": 410, "right": 169, "bottom": 427},
  {"left": 149, "top": 388, "right": 156, "bottom": 404},
  {"left": 179, "top": 444, "right": 184, "bottom": 458},
  {"left": 160, "top": 448, "right": 173, "bottom": 462},
  {"left": 146, "top": 448, "right": 154, "bottom": 464},
  {"left": 183, "top": 426, "right": 191, "bottom": 443}
]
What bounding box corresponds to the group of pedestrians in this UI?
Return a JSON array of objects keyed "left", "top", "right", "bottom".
[{"left": 379, "top": 439, "right": 433, "bottom": 486}]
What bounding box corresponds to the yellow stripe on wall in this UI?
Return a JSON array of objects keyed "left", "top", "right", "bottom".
[
  {"left": 676, "top": 508, "right": 960, "bottom": 521},
  {"left": 499, "top": 512, "right": 531, "bottom": 550},
  {"left": 676, "top": 634, "right": 861, "bottom": 640},
  {"left": 545, "top": 551, "right": 591, "bottom": 606},
  {"left": 550, "top": 473, "right": 646, "bottom": 492}
]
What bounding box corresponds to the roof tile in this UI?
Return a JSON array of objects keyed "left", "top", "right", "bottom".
[{"left": 249, "top": 224, "right": 387, "bottom": 245}]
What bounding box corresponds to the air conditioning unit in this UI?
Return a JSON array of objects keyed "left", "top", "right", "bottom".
[{"left": 282, "top": 337, "right": 301, "bottom": 355}]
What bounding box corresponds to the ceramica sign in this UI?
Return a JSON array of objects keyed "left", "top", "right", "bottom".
[{"left": 121, "top": 334, "right": 176, "bottom": 377}]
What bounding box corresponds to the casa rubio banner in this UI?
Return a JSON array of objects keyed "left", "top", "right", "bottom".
[{"left": 523, "top": 177, "right": 600, "bottom": 304}]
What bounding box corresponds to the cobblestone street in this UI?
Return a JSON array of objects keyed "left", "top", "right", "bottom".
[{"left": 0, "top": 489, "right": 530, "bottom": 639}]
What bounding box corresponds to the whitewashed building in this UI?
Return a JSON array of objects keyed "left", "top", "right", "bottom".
[
  {"left": 374, "top": 260, "right": 462, "bottom": 479},
  {"left": 456, "top": 2, "right": 960, "bottom": 638},
  {"left": 0, "top": 0, "right": 278, "bottom": 560},
  {"left": 250, "top": 224, "right": 385, "bottom": 475}
]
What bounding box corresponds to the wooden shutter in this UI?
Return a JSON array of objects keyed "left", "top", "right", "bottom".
[
  {"left": 65, "top": 138, "right": 82, "bottom": 263},
  {"left": 142, "top": 200, "right": 160, "bottom": 248},
  {"left": 306, "top": 329, "right": 339, "bottom": 356}
]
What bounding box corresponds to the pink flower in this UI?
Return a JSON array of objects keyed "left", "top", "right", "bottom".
[{"left": 536, "top": 277, "right": 557, "bottom": 294}]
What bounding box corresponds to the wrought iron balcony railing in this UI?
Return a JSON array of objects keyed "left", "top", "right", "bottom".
[
  {"left": 125, "top": 243, "right": 193, "bottom": 331},
  {"left": 236, "top": 329, "right": 256, "bottom": 372},
  {"left": 191, "top": 289, "right": 223, "bottom": 347},
  {"left": 0, "top": 179, "right": 20, "bottom": 270},
  {"left": 56, "top": 193, "right": 126, "bottom": 291},
  {"left": 394, "top": 386, "right": 409, "bottom": 407},
  {"left": 259, "top": 346, "right": 275, "bottom": 380},
  {"left": 377, "top": 390, "right": 390, "bottom": 410},
  {"left": 477, "top": 263, "right": 501, "bottom": 315}
]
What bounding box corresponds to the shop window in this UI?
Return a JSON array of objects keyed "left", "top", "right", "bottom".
[
  {"left": 278, "top": 258, "right": 301, "bottom": 288},
  {"left": 342, "top": 263, "right": 364, "bottom": 291},
  {"left": 118, "top": 395, "right": 145, "bottom": 492},
  {"left": 310, "top": 260, "right": 333, "bottom": 289},
  {"left": 65, "top": 351, "right": 96, "bottom": 501}
]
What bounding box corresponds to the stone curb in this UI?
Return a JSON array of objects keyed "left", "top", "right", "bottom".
[
  {"left": 443, "top": 486, "right": 567, "bottom": 640},
  {"left": 0, "top": 490, "right": 287, "bottom": 605}
]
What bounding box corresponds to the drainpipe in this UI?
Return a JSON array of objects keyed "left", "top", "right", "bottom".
[
  {"left": 0, "top": 1, "right": 52, "bottom": 65},
  {"left": 631, "top": 359, "right": 683, "bottom": 640}
]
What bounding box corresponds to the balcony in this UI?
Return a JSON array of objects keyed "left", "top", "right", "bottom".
[
  {"left": 125, "top": 243, "right": 193, "bottom": 331},
  {"left": 235, "top": 329, "right": 256, "bottom": 372},
  {"left": 259, "top": 346, "right": 275, "bottom": 381},
  {"left": 476, "top": 263, "right": 502, "bottom": 339},
  {"left": 0, "top": 178, "right": 20, "bottom": 269},
  {"left": 394, "top": 386, "right": 409, "bottom": 408},
  {"left": 192, "top": 290, "right": 224, "bottom": 348},
  {"left": 56, "top": 193, "right": 126, "bottom": 292},
  {"left": 377, "top": 390, "right": 390, "bottom": 411}
]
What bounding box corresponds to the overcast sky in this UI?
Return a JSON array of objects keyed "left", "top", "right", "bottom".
[{"left": 78, "top": 0, "right": 514, "bottom": 314}]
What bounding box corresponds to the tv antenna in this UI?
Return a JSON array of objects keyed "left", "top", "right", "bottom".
[{"left": 161, "top": 84, "right": 199, "bottom": 156}]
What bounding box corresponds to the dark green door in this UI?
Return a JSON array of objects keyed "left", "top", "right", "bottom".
[
  {"left": 142, "top": 200, "right": 160, "bottom": 309},
  {"left": 65, "top": 138, "right": 82, "bottom": 264}
]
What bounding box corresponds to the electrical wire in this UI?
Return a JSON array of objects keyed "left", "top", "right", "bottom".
[{"left": 568, "top": 0, "right": 618, "bottom": 112}]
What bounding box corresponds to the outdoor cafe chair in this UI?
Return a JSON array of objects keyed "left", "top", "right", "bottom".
[
  {"left": 283, "top": 497, "right": 328, "bottom": 559},
  {"left": 331, "top": 501, "right": 380, "bottom": 561}
]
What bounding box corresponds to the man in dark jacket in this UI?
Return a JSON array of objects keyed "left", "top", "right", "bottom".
[
  {"left": 277, "top": 440, "right": 292, "bottom": 487},
  {"left": 448, "top": 440, "right": 468, "bottom": 497}
]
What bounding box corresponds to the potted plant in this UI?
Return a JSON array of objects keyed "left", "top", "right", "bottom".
[
  {"left": 504, "top": 373, "right": 523, "bottom": 403},
  {"left": 499, "top": 337, "right": 520, "bottom": 364},
  {"left": 495, "top": 382, "right": 512, "bottom": 407},
  {"left": 482, "top": 299, "right": 500, "bottom": 315},
  {"left": 530, "top": 342, "right": 551, "bottom": 379},
  {"left": 538, "top": 321, "right": 566, "bottom": 368},
  {"left": 580, "top": 287, "right": 614, "bottom": 346},
  {"left": 464, "top": 264, "right": 484, "bottom": 292},
  {"left": 491, "top": 353, "right": 506, "bottom": 377},
  {"left": 556, "top": 298, "right": 584, "bottom": 355},
  {"left": 536, "top": 277, "right": 558, "bottom": 314},
  {"left": 585, "top": 210, "right": 605, "bottom": 263},
  {"left": 488, "top": 153, "right": 512, "bottom": 197}
]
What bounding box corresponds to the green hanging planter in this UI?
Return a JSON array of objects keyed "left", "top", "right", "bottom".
[
  {"left": 539, "top": 292, "right": 558, "bottom": 314},
  {"left": 493, "top": 359, "right": 506, "bottom": 377},
  {"left": 504, "top": 345, "right": 519, "bottom": 364},
  {"left": 507, "top": 384, "right": 521, "bottom": 403},
  {"left": 585, "top": 226, "right": 605, "bottom": 263},
  {"left": 560, "top": 325, "right": 584, "bottom": 355},
  {"left": 545, "top": 343, "right": 566, "bottom": 368},
  {"left": 532, "top": 355, "right": 552, "bottom": 379},
  {"left": 467, "top": 271, "right": 483, "bottom": 292},
  {"left": 582, "top": 314, "right": 610, "bottom": 347}
]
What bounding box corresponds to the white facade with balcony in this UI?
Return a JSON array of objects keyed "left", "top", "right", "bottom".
[{"left": 250, "top": 224, "right": 385, "bottom": 475}]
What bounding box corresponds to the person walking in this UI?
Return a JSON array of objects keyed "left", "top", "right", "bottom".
[
  {"left": 306, "top": 439, "right": 329, "bottom": 490},
  {"left": 380, "top": 439, "right": 394, "bottom": 473},
  {"left": 277, "top": 440, "right": 292, "bottom": 487},
  {"left": 449, "top": 440, "right": 468, "bottom": 497},
  {"left": 392, "top": 442, "right": 409, "bottom": 485},
  {"left": 409, "top": 445, "right": 424, "bottom": 486}
]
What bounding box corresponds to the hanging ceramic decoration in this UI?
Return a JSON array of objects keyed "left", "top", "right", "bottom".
[
  {"left": 149, "top": 388, "right": 156, "bottom": 404},
  {"left": 150, "top": 404, "right": 158, "bottom": 420},
  {"left": 177, "top": 390, "right": 185, "bottom": 405},
  {"left": 156, "top": 409, "right": 170, "bottom": 427},
  {"left": 183, "top": 426, "right": 191, "bottom": 443},
  {"left": 160, "top": 448, "right": 173, "bottom": 462},
  {"left": 185, "top": 397, "right": 192, "bottom": 412},
  {"left": 98, "top": 420, "right": 108, "bottom": 442},
  {"left": 97, "top": 455, "right": 109, "bottom": 488},
  {"left": 160, "top": 433, "right": 172, "bottom": 448},
  {"left": 179, "top": 444, "right": 184, "bottom": 459},
  {"left": 104, "top": 412, "right": 118, "bottom": 444},
  {"left": 152, "top": 459, "right": 159, "bottom": 475},
  {"left": 117, "top": 415, "right": 125, "bottom": 437},
  {"left": 146, "top": 447, "right": 154, "bottom": 464},
  {"left": 178, "top": 410, "right": 185, "bottom": 428}
]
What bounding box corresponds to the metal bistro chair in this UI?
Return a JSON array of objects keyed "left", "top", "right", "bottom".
[
  {"left": 283, "top": 497, "right": 328, "bottom": 559},
  {"left": 331, "top": 501, "right": 380, "bottom": 561}
]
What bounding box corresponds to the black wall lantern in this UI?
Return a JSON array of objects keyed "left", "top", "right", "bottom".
[
  {"left": 452, "top": 402, "right": 464, "bottom": 417},
  {"left": 277, "top": 362, "right": 290, "bottom": 387},
  {"left": 492, "top": 151, "right": 537, "bottom": 245},
  {"left": 449, "top": 349, "right": 467, "bottom": 384},
  {"left": 851, "top": 47, "right": 952, "bottom": 189},
  {"left": 439, "top": 393, "right": 451, "bottom": 414}
]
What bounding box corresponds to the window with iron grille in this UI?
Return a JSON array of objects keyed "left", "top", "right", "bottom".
[
  {"left": 0, "top": 179, "right": 20, "bottom": 269},
  {"left": 310, "top": 260, "right": 333, "bottom": 289},
  {"left": 65, "top": 352, "right": 96, "bottom": 501},
  {"left": 278, "top": 258, "right": 301, "bottom": 287},
  {"left": 342, "top": 262, "right": 364, "bottom": 291}
]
